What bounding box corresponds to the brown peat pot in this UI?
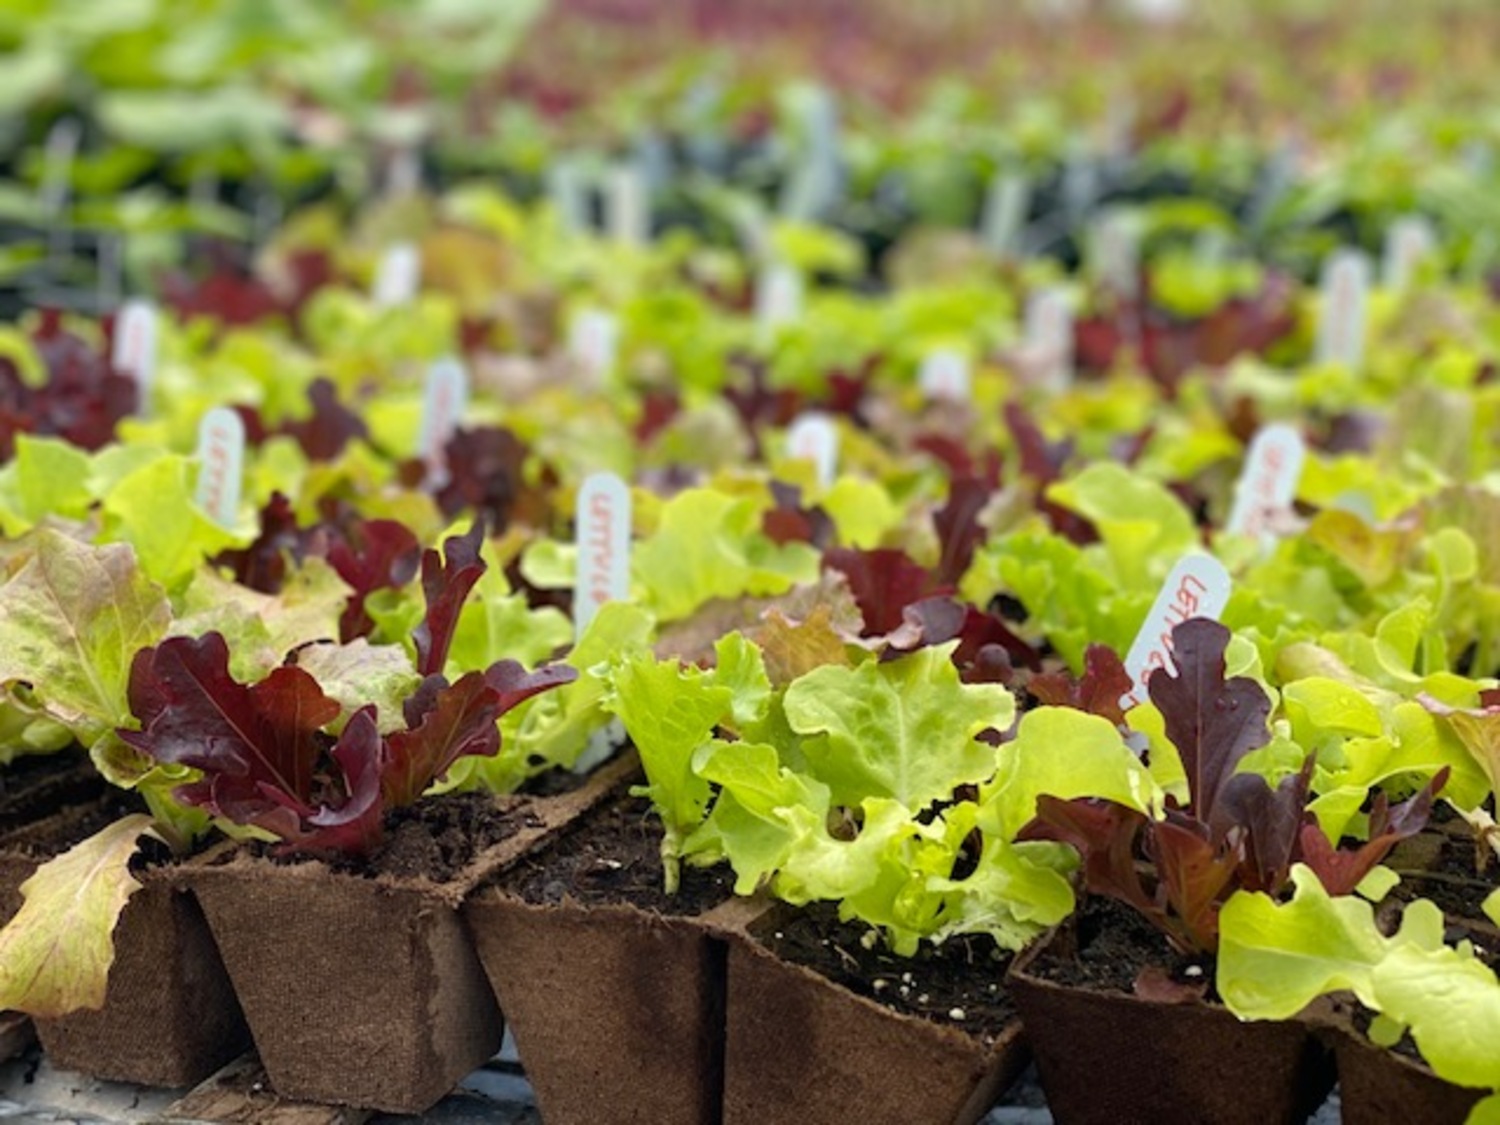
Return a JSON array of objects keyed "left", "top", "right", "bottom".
[
  {"left": 188, "top": 756, "right": 632, "bottom": 1114},
  {"left": 464, "top": 784, "right": 755, "bottom": 1125},
  {"left": 721, "top": 905, "right": 1029, "bottom": 1125},
  {"left": 1329, "top": 1021, "right": 1484, "bottom": 1125},
  {"left": 34, "top": 868, "right": 251, "bottom": 1086},
  {"left": 1007, "top": 914, "right": 1334, "bottom": 1125},
  {"left": 1, "top": 800, "right": 249, "bottom": 1087}
]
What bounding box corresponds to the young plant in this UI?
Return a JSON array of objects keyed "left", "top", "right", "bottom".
[
  {"left": 121, "top": 523, "right": 576, "bottom": 856},
  {"left": 1020, "top": 618, "right": 1446, "bottom": 957}
]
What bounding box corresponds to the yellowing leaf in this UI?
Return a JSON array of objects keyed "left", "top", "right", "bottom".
[
  {"left": 0, "top": 530, "right": 171, "bottom": 745},
  {"left": 0, "top": 814, "right": 155, "bottom": 1018},
  {"left": 754, "top": 607, "right": 851, "bottom": 686}
]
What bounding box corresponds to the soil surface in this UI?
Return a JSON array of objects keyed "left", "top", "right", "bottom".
[
  {"left": 761, "top": 899, "right": 1017, "bottom": 1042},
  {"left": 1388, "top": 823, "right": 1498, "bottom": 924},
  {"left": 0, "top": 749, "right": 107, "bottom": 834},
  {"left": 1028, "top": 895, "right": 1214, "bottom": 998},
  {"left": 1, "top": 791, "right": 147, "bottom": 859},
  {"left": 504, "top": 792, "right": 734, "bottom": 915},
  {"left": 339, "top": 793, "right": 544, "bottom": 882}
]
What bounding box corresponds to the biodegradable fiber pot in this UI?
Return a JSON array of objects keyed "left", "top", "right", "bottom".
[
  {"left": 189, "top": 758, "right": 633, "bottom": 1114},
  {"left": 463, "top": 785, "right": 756, "bottom": 1125},
  {"left": 34, "top": 870, "right": 252, "bottom": 1087},
  {"left": 721, "top": 907, "right": 1029, "bottom": 1125},
  {"left": 1329, "top": 1021, "right": 1484, "bottom": 1125},
  {"left": 1007, "top": 919, "right": 1334, "bottom": 1125}
]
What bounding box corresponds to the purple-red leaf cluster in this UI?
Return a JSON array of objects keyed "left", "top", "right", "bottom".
[{"left": 1021, "top": 619, "right": 1445, "bottom": 956}]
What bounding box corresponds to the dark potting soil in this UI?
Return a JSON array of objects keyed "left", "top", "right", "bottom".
[
  {"left": 0, "top": 748, "right": 107, "bottom": 833},
  {"left": 243, "top": 793, "right": 542, "bottom": 882},
  {"left": 331, "top": 792, "right": 544, "bottom": 883},
  {"left": 760, "top": 899, "right": 1017, "bottom": 1043},
  {"left": 1029, "top": 895, "right": 1215, "bottom": 998},
  {"left": 2, "top": 791, "right": 147, "bottom": 859},
  {"left": 1389, "top": 823, "right": 1498, "bottom": 924},
  {"left": 505, "top": 792, "right": 735, "bottom": 916}
]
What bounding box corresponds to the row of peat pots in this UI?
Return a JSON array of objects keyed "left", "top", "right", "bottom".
[{"left": 0, "top": 749, "right": 1491, "bottom": 1124}]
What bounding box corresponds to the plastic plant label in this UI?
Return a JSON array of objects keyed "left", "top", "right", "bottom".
[
  {"left": 1225, "top": 424, "right": 1306, "bottom": 546},
  {"left": 386, "top": 146, "right": 421, "bottom": 197},
  {"left": 1063, "top": 149, "right": 1101, "bottom": 221},
  {"left": 779, "top": 83, "right": 841, "bottom": 221},
  {"left": 787, "top": 412, "right": 838, "bottom": 489},
  {"left": 40, "top": 117, "right": 81, "bottom": 220},
  {"left": 1090, "top": 209, "right": 1140, "bottom": 300},
  {"left": 981, "top": 171, "right": 1030, "bottom": 258},
  {"left": 193, "top": 408, "right": 246, "bottom": 529},
  {"left": 1382, "top": 216, "right": 1436, "bottom": 294},
  {"left": 419, "top": 357, "right": 469, "bottom": 485},
  {"left": 605, "top": 163, "right": 648, "bottom": 246},
  {"left": 1024, "top": 287, "right": 1075, "bottom": 391},
  {"left": 756, "top": 263, "right": 804, "bottom": 338},
  {"left": 1315, "top": 249, "right": 1371, "bottom": 370},
  {"left": 372, "top": 242, "right": 420, "bottom": 308},
  {"left": 919, "top": 348, "right": 972, "bottom": 403},
  {"left": 1119, "top": 553, "right": 1233, "bottom": 715},
  {"left": 547, "top": 158, "right": 588, "bottom": 235},
  {"left": 569, "top": 308, "right": 620, "bottom": 385},
  {"left": 112, "top": 299, "right": 158, "bottom": 415},
  {"left": 574, "top": 472, "right": 633, "bottom": 640}
]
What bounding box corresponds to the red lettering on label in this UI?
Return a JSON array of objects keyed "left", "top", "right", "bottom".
[{"left": 582, "top": 493, "right": 617, "bottom": 608}]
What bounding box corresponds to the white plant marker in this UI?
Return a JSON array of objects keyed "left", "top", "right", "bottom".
[
  {"left": 779, "top": 83, "right": 841, "bottom": 221},
  {"left": 372, "top": 241, "right": 420, "bottom": 308},
  {"left": 419, "top": 356, "right": 469, "bottom": 485},
  {"left": 756, "top": 263, "right": 804, "bottom": 339},
  {"left": 919, "top": 348, "right": 972, "bottom": 403},
  {"left": 194, "top": 408, "right": 246, "bottom": 529},
  {"left": 1316, "top": 249, "right": 1371, "bottom": 370},
  {"left": 1119, "top": 553, "right": 1234, "bottom": 716},
  {"left": 981, "top": 171, "right": 1030, "bottom": 259},
  {"left": 573, "top": 472, "right": 632, "bottom": 640},
  {"left": 386, "top": 146, "right": 421, "bottom": 198},
  {"left": 546, "top": 158, "right": 588, "bottom": 236},
  {"left": 1382, "top": 216, "right": 1436, "bottom": 294},
  {"left": 41, "top": 117, "right": 81, "bottom": 261},
  {"left": 1090, "top": 208, "right": 1140, "bottom": 301},
  {"left": 605, "top": 162, "right": 648, "bottom": 247},
  {"left": 1225, "top": 424, "right": 1306, "bottom": 547},
  {"left": 40, "top": 115, "right": 81, "bottom": 222},
  {"left": 572, "top": 471, "right": 633, "bottom": 773},
  {"left": 1024, "top": 287, "right": 1075, "bottom": 392},
  {"left": 1063, "top": 149, "right": 1101, "bottom": 222},
  {"left": 113, "top": 299, "right": 158, "bottom": 415},
  {"left": 787, "top": 412, "right": 838, "bottom": 489},
  {"left": 569, "top": 308, "right": 620, "bottom": 386}
]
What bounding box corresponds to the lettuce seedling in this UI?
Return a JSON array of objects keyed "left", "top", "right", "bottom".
[
  {"left": 1021, "top": 618, "right": 1446, "bottom": 955},
  {"left": 120, "top": 523, "right": 575, "bottom": 856}
]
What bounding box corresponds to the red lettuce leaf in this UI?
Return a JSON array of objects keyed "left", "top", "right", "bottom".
[
  {"left": 822, "top": 547, "right": 937, "bottom": 636},
  {"left": 1028, "top": 644, "right": 1132, "bottom": 724},
  {"left": 932, "top": 476, "right": 992, "bottom": 588},
  {"left": 412, "top": 521, "right": 487, "bottom": 677},
  {"left": 1147, "top": 618, "right": 1270, "bottom": 825},
  {"left": 1297, "top": 769, "right": 1449, "bottom": 897},
  {"left": 282, "top": 378, "right": 368, "bottom": 462},
  {"left": 384, "top": 661, "right": 578, "bottom": 806},
  {"left": 327, "top": 518, "right": 423, "bottom": 643},
  {"left": 121, "top": 633, "right": 338, "bottom": 824}
]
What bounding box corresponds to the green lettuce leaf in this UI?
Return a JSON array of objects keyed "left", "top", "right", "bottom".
[{"left": 783, "top": 643, "right": 1013, "bottom": 810}]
